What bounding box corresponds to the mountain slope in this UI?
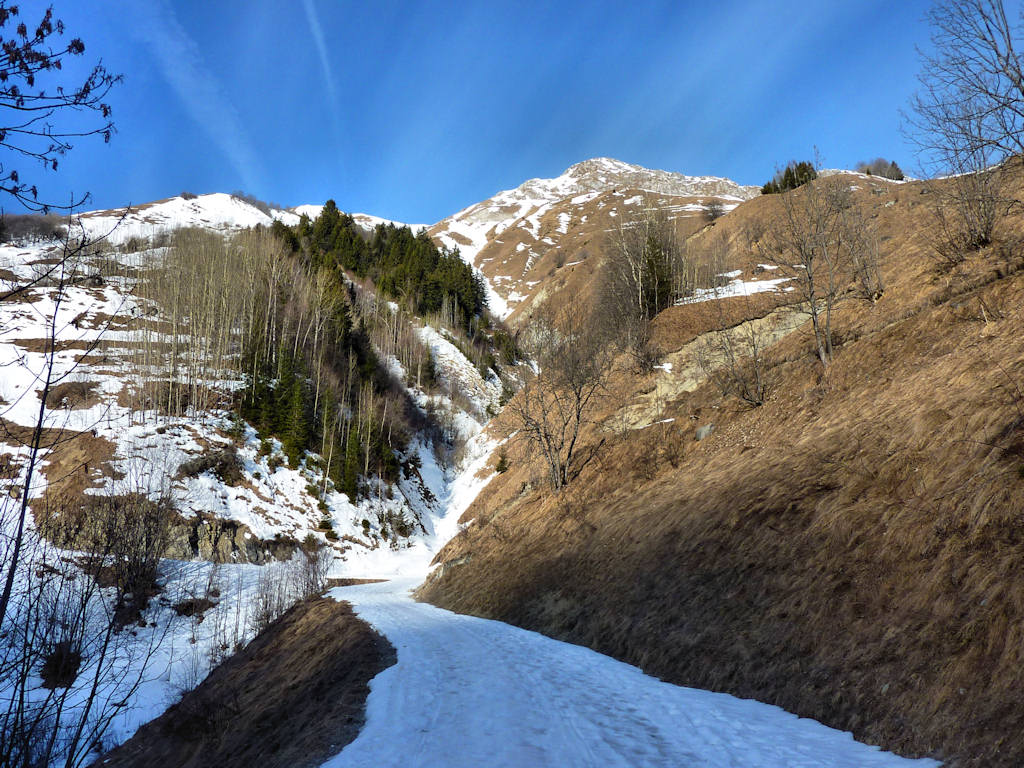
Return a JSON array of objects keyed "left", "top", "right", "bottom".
[
  {"left": 430, "top": 157, "right": 759, "bottom": 321},
  {"left": 419, "top": 166, "right": 1024, "bottom": 767},
  {"left": 76, "top": 192, "right": 300, "bottom": 243},
  {"left": 0, "top": 191, "right": 504, "bottom": 758}
]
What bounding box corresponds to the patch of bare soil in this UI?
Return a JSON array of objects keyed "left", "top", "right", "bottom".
[
  {"left": 12, "top": 337, "right": 100, "bottom": 354},
  {"left": 27, "top": 256, "right": 62, "bottom": 266},
  {"left": 38, "top": 380, "right": 102, "bottom": 410},
  {"left": 96, "top": 596, "right": 395, "bottom": 768},
  {"left": 327, "top": 577, "right": 388, "bottom": 588}
]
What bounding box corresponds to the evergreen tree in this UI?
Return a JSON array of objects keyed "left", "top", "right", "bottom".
[
  {"left": 762, "top": 160, "right": 818, "bottom": 194},
  {"left": 312, "top": 200, "right": 342, "bottom": 253},
  {"left": 283, "top": 375, "right": 312, "bottom": 467},
  {"left": 341, "top": 429, "right": 361, "bottom": 500}
]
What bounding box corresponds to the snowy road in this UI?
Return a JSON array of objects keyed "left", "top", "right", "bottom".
[{"left": 323, "top": 579, "right": 939, "bottom": 768}]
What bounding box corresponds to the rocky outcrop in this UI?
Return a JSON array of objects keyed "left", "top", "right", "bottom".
[{"left": 166, "top": 513, "right": 298, "bottom": 564}]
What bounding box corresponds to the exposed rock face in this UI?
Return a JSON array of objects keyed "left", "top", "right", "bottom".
[
  {"left": 536, "top": 157, "right": 761, "bottom": 201},
  {"left": 166, "top": 513, "right": 298, "bottom": 564}
]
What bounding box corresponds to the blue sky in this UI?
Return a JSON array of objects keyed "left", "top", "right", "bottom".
[{"left": 15, "top": 0, "right": 934, "bottom": 223}]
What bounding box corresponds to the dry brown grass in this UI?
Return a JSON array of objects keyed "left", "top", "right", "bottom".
[
  {"left": 97, "top": 596, "right": 394, "bottom": 768},
  {"left": 420, "top": 169, "right": 1024, "bottom": 766},
  {"left": 39, "top": 380, "right": 102, "bottom": 410}
]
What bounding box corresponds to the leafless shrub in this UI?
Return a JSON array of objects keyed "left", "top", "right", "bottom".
[
  {"left": 296, "top": 534, "right": 333, "bottom": 596},
  {"left": 507, "top": 299, "right": 615, "bottom": 490},
  {"left": 176, "top": 445, "right": 243, "bottom": 486},
  {"left": 247, "top": 541, "right": 335, "bottom": 635},
  {"left": 750, "top": 172, "right": 878, "bottom": 367},
  {"left": 248, "top": 565, "right": 294, "bottom": 636},
  {"left": 695, "top": 293, "right": 773, "bottom": 407},
  {"left": 704, "top": 199, "right": 725, "bottom": 223}
]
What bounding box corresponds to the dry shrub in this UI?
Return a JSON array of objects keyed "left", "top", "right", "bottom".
[
  {"left": 176, "top": 445, "right": 243, "bottom": 486},
  {"left": 39, "top": 641, "right": 83, "bottom": 689},
  {"left": 40, "top": 380, "right": 100, "bottom": 410}
]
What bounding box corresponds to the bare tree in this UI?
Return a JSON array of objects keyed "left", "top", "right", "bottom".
[
  {"left": 600, "top": 202, "right": 686, "bottom": 369},
  {"left": 843, "top": 203, "right": 885, "bottom": 302},
  {"left": 855, "top": 158, "right": 905, "bottom": 180},
  {"left": 695, "top": 293, "right": 773, "bottom": 407},
  {"left": 0, "top": 2, "right": 122, "bottom": 212},
  {"left": 906, "top": 0, "right": 1024, "bottom": 251},
  {"left": 751, "top": 175, "right": 868, "bottom": 368},
  {"left": 909, "top": 0, "right": 1024, "bottom": 164},
  {"left": 506, "top": 300, "right": 614, "bottom": 490},
  {"left": 703, "top": 199, "right": 725, "bottom": 223}
]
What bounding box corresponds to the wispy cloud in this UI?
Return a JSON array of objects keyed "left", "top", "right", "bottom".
[
  {"left": 303, "top": 0, "right": 336, "bottom": 102},
  {"left": 303, "top": 0, "right": 342, "bottom": 135},
  {"left": 127, "top": 0, "right": 263, "bottom": 191}
]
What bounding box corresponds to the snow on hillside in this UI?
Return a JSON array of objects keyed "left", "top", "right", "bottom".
[
  {"left": 679, "top": 274, "right": 794, "bottom": 304},
  {"left": 437, "top": 157, "right": 759, "bottom": 246},
  {"left": 0, "top": 226, "right": 506, "bottom": 757},
  {"left": 290, "top": 204, "right": 426, "bottom": 233},
  {"left": 75, "top": 193, "right": 299, "bottom": 244},
  {"left": 291, "top": 203, "right": 325, "bottom": 220},
  {"left": 431, "top": 158, "right": 759, "bottom": 320}
]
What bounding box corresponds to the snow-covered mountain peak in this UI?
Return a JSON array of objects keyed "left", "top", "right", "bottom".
[
  {"left": 430, "top": 158, "right": 759, "bottom": 321},
  {"left": 507, "top": 156, "right": 760, "bottom": 209}
]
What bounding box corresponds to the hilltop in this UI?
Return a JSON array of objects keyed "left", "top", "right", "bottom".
[{"left": 429, "top": 157, "right": 758, "bottom": 320}]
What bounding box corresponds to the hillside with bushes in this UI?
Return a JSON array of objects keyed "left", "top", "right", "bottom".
[{"left": 419, "top": 162, "right": 1024, "bottom": 767}]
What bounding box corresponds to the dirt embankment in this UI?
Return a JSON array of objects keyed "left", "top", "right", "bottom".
[
  {"left": 420, "top": 172, "right": 1024, "bottom": 767},
  {"left": 97, "top": 596, "right": 394, "bottom": 768}
]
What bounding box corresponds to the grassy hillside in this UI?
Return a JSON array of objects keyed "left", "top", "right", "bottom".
[{"left": 419, "top": 167, "right": 1024, "bottom": 766}]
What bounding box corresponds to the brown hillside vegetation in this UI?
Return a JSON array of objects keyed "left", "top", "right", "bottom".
[
  {"left": 431, "top": 184, "right": 730, "bottom": 324},
  {"left": 420, "top": 168, "right": 1024, "bottom": 766},
  {"left": 97, "top": 597, "right": 394, "bottom": 768}
]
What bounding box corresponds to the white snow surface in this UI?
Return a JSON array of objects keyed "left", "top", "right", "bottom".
[
  {"left": 324, "top": 579, "right": 938, "bottom": 768},
  {"left": 679, "top": 276, "right": 793, "bottom": 305},
  {"left": 293, "top": 205, "right": 426, "bottom": 233},
  {"left": 76, "top": 193, "right": 300, "bottom": 244}
]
